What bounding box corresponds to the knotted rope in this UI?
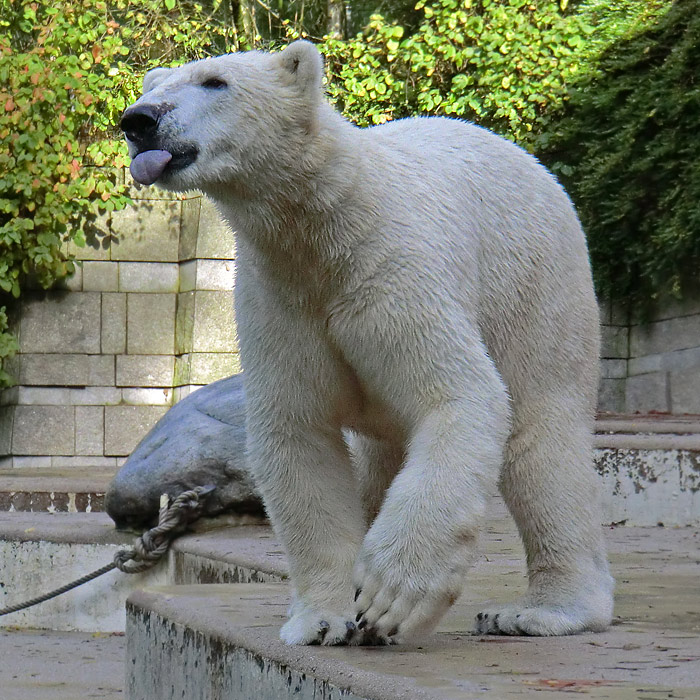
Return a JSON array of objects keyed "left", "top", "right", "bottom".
[{"left": 0, "top": 485, "right": 215, "bottom": 617}]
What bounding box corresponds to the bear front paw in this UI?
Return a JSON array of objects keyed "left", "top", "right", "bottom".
[
  {"left": 280, "top": 609, "right": 358, "bottom": 646},
  {"left": 353, "top": 542, "right": 467, "bottom": 642}
]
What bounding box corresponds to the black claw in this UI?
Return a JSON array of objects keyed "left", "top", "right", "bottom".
[
  {"left": 354, "top": 588, "right": 362, "bottom": 602},
  {"left": 476, "top": 613, "right": 483, "bottom": 621},
  {"left": 358, "top": 618, "right": 367, "bottom": 630},
  {"left": 388, "top": 626, "right": 399, "bottom": 637},
  {"left": 355, "top": 611, "right": 363, "bottom": 622}
]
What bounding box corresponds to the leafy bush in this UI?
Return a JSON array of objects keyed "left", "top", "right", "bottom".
[
  {"left": 0, "top": 0, "right": 241, "bottom": 386},
  {"left": 539, "top": 0, "right": 696, "bottom": 310},
  {"left": 318, "top": 0, "right": 593, "bottom": 147}
]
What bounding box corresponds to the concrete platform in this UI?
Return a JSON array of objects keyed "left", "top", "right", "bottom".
[
  {"left": 0, "top": 512, "right": 269, "bottom": 631},
  {"left": 126, "top": 509, "right": 700, "bottom": 699}
]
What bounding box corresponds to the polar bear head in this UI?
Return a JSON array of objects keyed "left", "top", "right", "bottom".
[{"left": 120, "top": 41, "right": 325, "bottom": 193}]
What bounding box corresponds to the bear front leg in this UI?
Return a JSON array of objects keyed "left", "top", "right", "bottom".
[
  {"left": 244, "top": 371, "right": 368, "bottom": 645},
  {"left": 353, "top": 388, "right": 511, "bottom": 643}
]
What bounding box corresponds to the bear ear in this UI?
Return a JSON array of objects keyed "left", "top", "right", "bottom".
[
  {"left": 143, "top": 67, "right": 171, "bottom": 94},
  {"left": 276, "top": 40, "right": 323, "bottom": 94}
]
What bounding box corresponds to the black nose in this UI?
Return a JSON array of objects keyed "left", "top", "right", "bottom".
[{"left": 120, "top": 104, "right": 163, "bottom": 143}]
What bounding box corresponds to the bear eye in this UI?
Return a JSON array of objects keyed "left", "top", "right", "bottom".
[{"left": 201, "top": 77, "right": 227, "bottom": 90}]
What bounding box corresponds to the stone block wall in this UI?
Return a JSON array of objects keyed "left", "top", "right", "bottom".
[
  {"left": 599, "top": 296, "right": 700, "bottom": 414},
  {"left": 0, "top": 172, "right": 240, "bottom": 467}
]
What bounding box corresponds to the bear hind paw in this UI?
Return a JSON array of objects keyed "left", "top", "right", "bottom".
[{"left": 474, "top": 603, "right": 611, "bottom": 637}]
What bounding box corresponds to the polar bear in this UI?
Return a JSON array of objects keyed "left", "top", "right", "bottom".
[{"left": 121, "top": 40, "right": 614, "bottom": 646}]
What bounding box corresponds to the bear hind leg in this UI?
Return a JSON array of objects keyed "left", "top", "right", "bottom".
[{"left": 476, "top": 404, "right": 614, "bottom": 636}]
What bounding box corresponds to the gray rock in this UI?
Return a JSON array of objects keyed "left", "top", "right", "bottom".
[{"left": 105, "top": 373, "right": 263, "bottom": 529}]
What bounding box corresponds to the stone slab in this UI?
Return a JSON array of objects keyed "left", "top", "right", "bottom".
[
  {"left": 118, "top": 262, "right": 179, "bottom": 293},
  {"left": 110, "top": 200, "right": 181, "bottom": 262},
  {"left": 19, "top": 354, "right": 114, "bottom": 387},
  {"left": 115, "top": 355, "right": 174, "bottom": 388},
  {"left": 191, "top": 290, "right": 237, "bottom": 353},
  {"left": 101, "top": 293, "right": 127, "bottom": 355},
  {"left": 82, "top": 261, "right": 119, "bottom": 292},
  {"left": 104, "top": 405, "right": 169, "bottom": 456},
  {"left": 19, "top": 292, "right": 101, "bottom": 354},
  {"left": 126, "top": 293, "right": 176, "bottom": 355},
  {"left": 126, "top": 512, "right": 700, "bottom": 700},
  {"left": 11, "top": 405, "right": 75, "bottom": 456}
]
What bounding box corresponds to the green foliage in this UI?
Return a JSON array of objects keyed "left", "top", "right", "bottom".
[
  {"left": 0, "top": 0, "right": 242, "bottom": 387},
  {"left": 539, "top": 1, "right": 696, "bottom": 311},
  {"left": 317, "top": 1, "right": 596, "bottom": 147}
]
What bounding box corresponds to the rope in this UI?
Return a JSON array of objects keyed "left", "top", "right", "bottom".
[{"left": 0, "top": 484, "right": 215, "bottom": 617}]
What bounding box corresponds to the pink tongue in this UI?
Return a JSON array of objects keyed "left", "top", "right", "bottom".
[{"left": 130, "top": 150, "right": 172, "bottom": 185}]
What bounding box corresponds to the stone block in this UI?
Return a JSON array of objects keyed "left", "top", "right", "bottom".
[
  {"left": 88, "top": 355, "right": 116, "bottom": 385},
  {"left": 196, "top": 197, "right": 236, "bottom": 260},
  {"left": 127, "top": 294, "right": 176, "bottom": 355},
  {"left": 600, "top": 359, "right": 627, "bottom": 379},
  {"left": 178, "top": 197, "right": 201, "bottom": 262},
  {"left": 51, "top": 456, "right": 118, "bottom": 468},
  {"left": 116, "top": 355, "right": 174, "bottom": 388},
  {"left": 104, "top": 405, "right": 169, "bottom": 456},
  {"left": 121, "top": 388, "right": 173, "bottom": 406},
  {"left": 119, "top": 263, "right": 179, "bottom": 293},
  {"left": 19, "top": 354, "right": 114, "bottom": 387},
  {"left": 11, "top": 455, "right": 53, "bottom": 468},
  {"left": 179, "top": 261, "right": 197, "bottom": 293},
  {"left": 192, "top": 291, "right": 237, "bottom": 353},
  {"left": 56, "top": 265, "right": 83, "bottom": 292},
  {"left": 195, "top": 260, "right": 236, "bottom": 291},
  {"left": 0, "top": 406, "right": 13, "bottom": 455},
  {"left": 66, "top": 207, "right": 112, "bottom": 261},
  {"left": 110, "top": 200, "right": 181, "bottom": 262},
  {"left": 598, "top": 378, "right": 626, "bottom": 414},
  {"left": 83, "top": 261, "right": 119, "bottom": 292},
  {"left": 670, "top": 369, "right": 700, "bottom": 414},
  {"left": 600, "top": 325, "right": 629, "bottom": 359},
  {"left": 12, "top": 405, "right": 75, "bottom": 456},
  {"left": 67, "top": 387, "right": 122, "bottom": 405},
  {"left": 75, "top": 406, "right": 105, "bottom": 456},
  {"left": 188, "top": 353, "right": 241, "bottom": 385},
  {"left": 20, "top": 292, "right": 101, "bottom": 354},
  {"left": 629, "top": 346, "right": 700, "bottom": 377},
  {"left": 175, "top": 292, "right": 195, "bottom": 355},
  {"left": 16, "top": 387, "right": 71, "bottom": 406},
  {"left": 625, "top": 373, "right": 669, "bottom": 414},
  {"left": 102, "top": 293, "right": 127, "bottom": 354},
  {"left": 630, "top": 314, "right": 700, "bottom": 357},
  {"left": 0, "top": 387, "right": 19, "bottom": 406}
]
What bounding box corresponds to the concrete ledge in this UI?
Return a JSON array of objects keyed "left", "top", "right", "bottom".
[{"left": 126, "top": 515, "right": 700, "bottom": 700}]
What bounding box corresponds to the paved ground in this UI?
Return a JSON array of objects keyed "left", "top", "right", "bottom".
[{"left": 0, "top": 629, "right": 125, "bottom": 700}]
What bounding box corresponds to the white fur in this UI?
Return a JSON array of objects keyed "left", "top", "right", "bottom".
[{"left": 125, "top": 41, "right": 614, "bottom": 645}]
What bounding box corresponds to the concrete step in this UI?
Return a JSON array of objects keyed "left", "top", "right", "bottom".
[
  {"left": 0, "top": 468, "right": 116, "bottom": 512},
  {"left": 0, "top": 511, "right": 272, "bottom": 632},
  {"left": 126, "top": 510, "right": 700, "bottom": 700}
]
